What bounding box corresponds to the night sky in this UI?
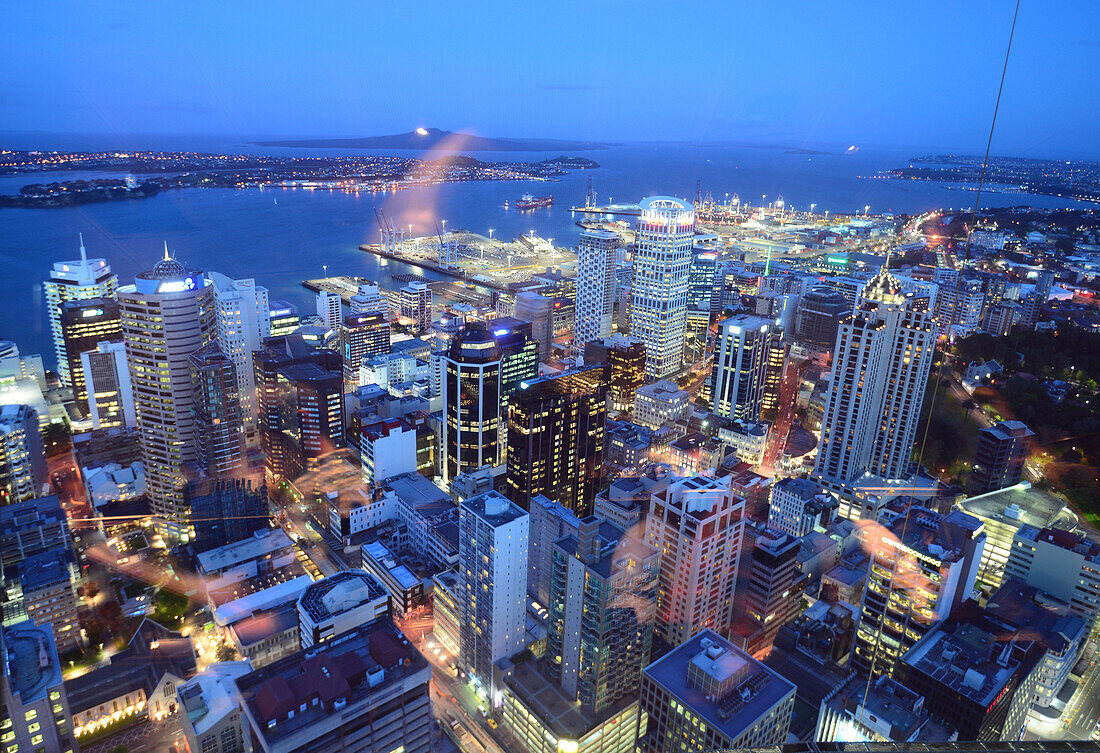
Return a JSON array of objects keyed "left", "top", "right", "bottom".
[{"left": 4, "top": 0, "right": 1098, "bottom": 157}]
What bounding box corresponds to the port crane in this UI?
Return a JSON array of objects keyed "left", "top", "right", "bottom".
[{"left": 436, "top": 220, "right": 458, "bottom": 268}]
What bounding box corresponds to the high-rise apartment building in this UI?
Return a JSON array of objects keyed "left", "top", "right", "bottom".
[
  {"left": 341, "top": 311, "right": 389, "bottom": 390},
  {"left": 44, "top": 235, "right": 118, "bottom": 386},
  {"left": 547, "top": 517, "right": 658, "bottom": 717},
  {"left": 644, "top": 473, "right": 745, "bottom": 645},
  {"left": 813, "top": 269, "right": 936, "bottom": 493},
  {"left": 854, "top": 507, "right": 985, "bottom": 678},
  {"left": 81, "top": 340, "right": 136, "bottom": 428},
  {"left": 58, "top": 297, "right": 122, "bottom": 417},
  {"left": 969, "top": 420, "right": 1034, "bottom": 494},
  {"left": 315, "top": 288, "right": 342, "bottom": 331},
  {"left": 2, "top": 619, "right": 80, "bottom": 753},
  {"left": 632, "top": 196, "right": 695, "bottom": 379},
  {"left": 189, "top": 344, "right": 245, "bottom": 477},
  {"left": 254, "top": 334, "right": 345, "bottom": 485},
  {"left": 731, "top": 524, "right": 801, "bottom": 658},
  {"left": 458, "top": 491, "right": 528, "bottom": 691},
  {"left": 933, "top": 270, "right": 985, "bottom": 339},
  {"left": 711, "top": 314, "right": 783, "bottom": 422},
  {"left": 209, "top": 272, "right": 270, "bottom": 440},
  {"left": 504, "top": 365, "right": 607, "bottom": 516},
  {"left": 573, "top": 228, "right": 619, "bottom": 350},
  {"left": 119, "top": 251, "right": 215, "bottom": 541},
  {"left": 399, "top": 281, "right": 433, "bottom": 333},
  {"left": 0, "top": 404, "right": 46, "bottom": 505},
  {"left": 441, "top": 320, "right": 537, "bottom": 483},
  {"left": 583, "top": 334, "right": 646, "bottom": 412}
]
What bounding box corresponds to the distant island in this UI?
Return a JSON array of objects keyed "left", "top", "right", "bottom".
[{"left": 255, "top": 127, "right": 615, "bottom": 152}]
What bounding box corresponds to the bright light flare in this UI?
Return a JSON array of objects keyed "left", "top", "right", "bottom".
[{"left": 415, "top": 127, "right": 429, "bottom": 136}]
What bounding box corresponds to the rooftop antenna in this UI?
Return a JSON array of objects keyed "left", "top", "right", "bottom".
[
  {"left": 163, "top": 240, "right": 171, "bottom": 260},
  {"left": 79, "top": 233, "right": 87, "bottom": 263}
]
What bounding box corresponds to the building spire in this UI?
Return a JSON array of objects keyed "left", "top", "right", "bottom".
[
  {"left": 79, "top": 232, "right": 87, "bottom": 263},
  {"left": 163, "top": 240, "right": 171, "bottom": 261}
]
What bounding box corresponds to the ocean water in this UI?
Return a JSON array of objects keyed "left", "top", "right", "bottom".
[{"left": 0, "top": 139, "right": 1090, "bottom": 365}]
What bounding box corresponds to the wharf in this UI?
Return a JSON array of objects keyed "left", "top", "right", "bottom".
[
  {"left": 568, "top": 204, "right": 642, "bottom": 216},
  {"left": 358, "top": 243, "right": 510, "bottom": 292},
  {"left": 301, "top": 276, "right": 374, "bottom": 302}
]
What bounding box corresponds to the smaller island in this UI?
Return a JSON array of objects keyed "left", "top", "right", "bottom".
[{"left": 255, "top": 127, "right": 615, "bottom": 152}]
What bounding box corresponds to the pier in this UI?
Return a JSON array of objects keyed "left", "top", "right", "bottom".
[{"left": 569, "top": 204, "right": 642, "bottom": 216}]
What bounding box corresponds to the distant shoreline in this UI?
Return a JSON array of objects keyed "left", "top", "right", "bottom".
[{"left": 255, "top": 128, "right": 616, "bottom": 152}]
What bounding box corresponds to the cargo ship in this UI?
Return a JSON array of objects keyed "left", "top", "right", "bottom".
[{"left": 516, "top": 192, "right": 553, "bottom": 210}]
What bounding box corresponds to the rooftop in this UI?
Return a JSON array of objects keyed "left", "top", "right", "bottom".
[
  {"left": 196, "top": 528, "right": 294, "bottom": 574},
  {"left": 297, "top": 570, "right": 387, "bottom": 623},
  {"left": 212, "top": 575, "right": 314, "bottom": 628},
  {"left": 229, "top": 603, "right": 300, "bottom": 647},
  {"left": 503, "top": 656, "right": 637, "bottom": 739},
  {"left": 180, "top": 661, "right": 254, "bottom": 738},
  {"left": 644, "top": 630, "right": 795, "bottom": 741},
  {"left": 889, "top": 506, "right": 984, "bottom": 563},
  {"left": 3, "top": 620, "right": 62, "bottom": 704},
  {"left": 826, "top": 674, "right": 955, "bottom": 742},
  {"left": 959, "top": 482, "right": 1078, "bottom": 532},
  {"left": 461, "top": 490, "right": 527, "bottom": 527},
  {"left": 18, "top": 548, "right": 72, "bottom": 592}
]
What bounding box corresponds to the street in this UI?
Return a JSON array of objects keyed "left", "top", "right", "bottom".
[{"left": 760, "top": 359, "right": 802, "bottom": 474}]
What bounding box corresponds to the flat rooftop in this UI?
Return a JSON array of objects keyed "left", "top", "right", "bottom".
[
  {"left": 3, "top": 621, "right": 61, "bottom": 703},
  {"left": 505, "top": 657, "right": 635, "bottom": 739},
  {"left": 461, "top": 490, "right": 527, "bottom": 527},
  {"left": 196, "top": 528, "right": 294, "bottom": 574},
  {"left": 959, "top": 482, "right": 1078, "bottom": 532}
]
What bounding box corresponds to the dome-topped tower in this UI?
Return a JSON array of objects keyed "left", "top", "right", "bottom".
[{"left": 862, "top": 266, "right": 907, "bottom": 306}]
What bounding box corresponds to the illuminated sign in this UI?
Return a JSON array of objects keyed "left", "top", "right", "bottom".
[
  {"left": 81, "top": 308, "right": 104, "bottom": 318},
  {"left": 157, "top": 276, "right": 200, "bottom": 293},
  {"left": 493, "top": 328, "right": 508, "bottom": 336},
  {"left": 270, "top": 308, "right": 293, "bottom": 317}
]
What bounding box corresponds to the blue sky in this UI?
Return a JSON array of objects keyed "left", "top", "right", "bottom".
[{"left": 3, "top": 0, "right": 1098, "bottom": 157}]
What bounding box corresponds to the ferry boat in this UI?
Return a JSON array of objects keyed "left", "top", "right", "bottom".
[{"left": 516, "top": 193, "right": 553, "bottom": 210}]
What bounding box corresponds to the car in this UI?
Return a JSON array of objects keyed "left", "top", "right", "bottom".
[
  {"left": 486, "top": 718, "right": 498, "bottom": 729},
  {"left": 477, "top": 705, "right": 488, "bottom": 717}
]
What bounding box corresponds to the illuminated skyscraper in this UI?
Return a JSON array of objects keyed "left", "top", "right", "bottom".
[
  {"left": 573, "top": 228, "right": 619, "bottom": 351},
  {"left": 813, "top": 268, "right": 936, "bottom": 494},
  {"left": 43, "top": 235, "right": 118, "bottom": 386},
  {"left": 58, "top": 298, "right": 121, "bottom": 417},
  {"left": 189, "top": 344, "right": 245, "bottom": 477},
  {"left": 584, "top": 334, "right": 646, "bottom": 412},
  {"left": 81, "top": 341, "right": 136, "bottom": 428},
  {"left": 399, "top": 281, "right": 433, "bottom": 333},
  {"left": 685, "top": 249, "right": 719, "bottom": 363},
  {"left": 0, "top": 405, "right": 46, "bottom": 505},
  {"left": 631, "top": 197, "right": 694, "bottom": 379},
  {"left": 119, "top": 250, "right": 215, "bottom": 541},
  {"left": 209, "top": 272, "right": 270, "bottom": 441},
  {"left": 341, "top": 311, "right": 389, "bottom": 390},
  {"left": 710, "top": 314, "right": 783, "bottom": 422}
]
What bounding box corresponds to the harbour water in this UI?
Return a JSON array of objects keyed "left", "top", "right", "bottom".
[{"left": 0, "top": 139, "right": 1091, "bottom": 363}]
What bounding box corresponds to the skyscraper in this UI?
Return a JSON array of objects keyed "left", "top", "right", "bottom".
[
  {"left": 514, "top": 290, "right": 553, "bottom": 359},
  {"left": 43, "top": 235, "right": 118, "bottom": 386},
  {"left": 458, "top": 490, "right": 528, "bottom": 692},
  {"left": 631, "top": 196, "right": 695, "bottom": 379},
  {"left": 504, "top": 365, "right": 607, "bottom": 516},
  {"left": 341, "top": 311, "right": 389, "bottom": 390},
  {"left": 813, "top": 268, "right": 936, "bottom": 494},
  {"left": 268, "top": 300, "right": 300, "bottom": 337},
  {"left": 209, "top": 272, "right": 270, "bottom": 441},
  {"left": 58, "top": 297, "right": 122, "bottom": 417},
  {"left": 81, "top": 341, "right": 136, "bottom": 428},
  {"left": 583, "top": 334, "right": 646, "bottom": 412},
  {"left": 685, "top": 249, "right": 720, "bottom": 363},
  {"left": 399, "top": 280, "right": 433, "bottom": 333},
  {"left": 711, "top": 313, "right": 783, "bottom": 422},
  {"left": 0, "top": 405, "right": 46, "bottom": 505},
  {"left": 644, "top": 473, "right": 745, "bottom": 646},
  {"left": 189, "top": 343, "right": 245, "bottom": 477},
  {"left": 854, "top": 507, "right": 985, "bottom": 678},
  {"left": 186, "top": 471, "right": 269, "bottom": 552},
  {"left": 730, "top": 524, "right": 801, "bottom": 658},
  {"left": 546, "top": 517, "right": 657, "bottom": 717},
  {"left": 315, "top": 288, "right": 342, "bottom": 331},
  {"left": 795, "top": 286, "right": 850, "bottom": 347},
  {"left": 119, "top": 250, "right": 215, "bottom": 541},
  {"left": 573, "top": 228, "right": 619, "bottom": 351}
]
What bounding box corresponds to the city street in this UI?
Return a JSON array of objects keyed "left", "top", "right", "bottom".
[
  {"left": 760, "top": 359, "right": 802, "bottom": 474},
  {"left": 81, "top": 713, "right": 185, "bottom": 753}
]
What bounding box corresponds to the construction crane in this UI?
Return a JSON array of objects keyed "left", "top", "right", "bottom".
[{"left": 585, "top": 176, "right": 596, "bottom": 208}]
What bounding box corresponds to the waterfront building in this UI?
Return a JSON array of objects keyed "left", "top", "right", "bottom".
[
  {"left": 969, "top": 420, "right": 1034, "bottom": 495},
  {"left": 812, "top": 268, "right": 936, "bottom": 494},
  {"left": 190, "top": 344, "right": 246, "bottom": 477},
  {"left": 58, "top": 297, "right": 122, "bottom": 417},
  {"left": 0, "top": 404, "right": 46, "bottom": 505},
  {"left": 234, "top": 620, "right": 432, "bottom": 753},
  {"left": 632, "top": 196, "right": 695, "bottom": 379},
  {"left": 640, "top": 629, "right": 795, "bottom": 752},
  {"left": 315, "top": 288, "right": 342, "bottom": 331},
  {"left": 81, "top": 340, "right": 136, "bottom": 428},
  {"left": 297, "top": 570, "right": 389, "bottom": 649},
  {"left": 44, "top": 235, "right": 118, "bottom": 386},
  {"left": 633, "top": 379, "right": 689, "bottom": 431},
  {"left": 644, "top": 473, "right": 745, "bottom": 645},
  {"left": 209, "top": 272, "right": 271, "bottom": 440},
  {"left": 795, "top": 286, "right": 850, "bottom": 347},
  {"left": 504, "top": 365, "right": 607, "bottom": 516},
  {"left": 573, "top": 228, "right": 619, "bottom": 350},
  {"left": 583, "top": 334, "right": 646, "bottom": 412},
  {"left": 854, "top": 507, "right": 985, "bottom": 678},
  {"left": 178, "top": 661, "right": 255, "bottom": 753},
  {"left": 399, "top": 280, "right": 433, "bottom": 333},
  {"left": 268, "top": 300, "right": 300, "bottom": 337},
  {"left": 119, "top": 250, "right": 215, "bottom": 541},
  {"left": 458, "top": 491, "right": 528, "bottom": 692},
  {"left": 1, "top": 619, "right": 79, "bottom": 753},
  {"left": 711, "top": 313, "right": 782, "bottom": 422}
]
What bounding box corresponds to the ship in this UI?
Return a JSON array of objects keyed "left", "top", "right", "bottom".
[{"left": 516, "top": 192, "right": 553, "bottom": 210}]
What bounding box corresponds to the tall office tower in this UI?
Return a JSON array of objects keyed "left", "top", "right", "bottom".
[
  {"left": 58, "top": 298, "right": 121, "bottom": 417},
  {"left": 583, "top": 334, "right": 646, "bottom": 412},
  {"left": 254, "top": 334, "right": 345, "bottom": 486},
  {"left": 767, "top": 476, "right": 833, "bottom": 538},
  {"left": 458, "top": 491, "right": 529, "bottom": 691},
  {"left": 632, "top": 197, "right": 694, "bottom": 379},
  {"left": 185, "top": 472, "right": 268, "bottom": 552},
  {"left": 2, "top": 620, "right": 79, "bottom": 753},
  {"left": 640, "top": 630, "right": 795, "bottom": 752},
  {"left": 573, "top": 228, "right": 619, "bottom": 351},
  {"left": 315, "top": 288, "right": 342, "bottom": 331},
  {"left": 684, "top": 249, "right": 720, "bottom": 363},
  {"left": 189, "top": 344, "right": 245, "bottom": 476},
  {"left": 547, "top": 518, "right": 658, "bottom": 717},
  {"left": 813, "top": 269, "right": 936, "bottom": 493},
  {"left": 341, "top": 311, "right": 389, "bottom": 390},
  {"left": 710, "top": 314, "right": 782, "bottom": 422},
  {"left": 514, "top": 290, "right": 553, "bottom": 359},
  {"left": 854, "top": 507, "right": 985, "bottom": 678},
  {"left": 969, "top": 420, "right": 1034, "bottom": 494},
  {"left": 44, "top": 235, "right": 118, "bottom": 385},
  {"left": 1006, "top": 525, "right": 1100, "bottom": 629},
  {"left": 441, "top": 320, "right": 537, "bottom": 483},
  {"left": 730, "top": 524, "right": 801, "bottom": 658},
  {"left": 268, "top": 300, "right": 300, "bottom": 337},
  {"left": 759, "top": 332, "right": 787, "bottom": 421},
  {"left": 120, "top": 252, "right": 215, "bottom": 541},
  {"left": 399, "top": 281, "right": 433, "bottom": 333},
  {"left": 796, "top": 286, "right": 850, "bottom": 347},
  {"left": 81, "top": 341, "right": 136, "bottom": 428},
  {"left": 504, "top": 366, "right": 607, "bottom": 516},
  {"left": 0, "top": 405, "right": 45, "bottom": 505},
  {"left": 644, "top": 474, "right": 745, "bottom": 646},
  {"left": 209, "top": 272, "right": 270, "bottom": 440}
]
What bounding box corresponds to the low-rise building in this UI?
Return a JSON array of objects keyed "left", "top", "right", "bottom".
[
  {"left": 178, "top": 661, "right": 255, "bottom": 753},
  {"left": 360, "top": 541, "right": 425, "bottom": 616},
  {"left": 817, "top": 674, "right": 957, "bottom": 743},
  {"left": 227, "top": 603, "right": 302, "bottom": 670},
  {"left": 714, "top": 417, "right": 770, "bottom": 466},
  {"left": 2, "top": 619, "right": 79, "bottom": 753},
  {"left": 297, "top": 570, "right": 389, "bottom": 649},
  {"left": 633, "top": 380, "right": 689, "bottom": 431}
]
